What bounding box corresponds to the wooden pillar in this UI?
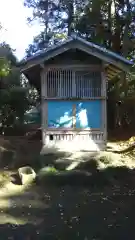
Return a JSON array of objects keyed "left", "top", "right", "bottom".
[
  {"left": 40, "top": 66, "right": 47, "bottom": 145},
  {"left": 101, "top": 62, "right": 107, "bottom": 147}
]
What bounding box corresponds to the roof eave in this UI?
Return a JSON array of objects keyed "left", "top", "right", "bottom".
[{"left": 18, "top": 36, "right": 133, "bottom": 74}]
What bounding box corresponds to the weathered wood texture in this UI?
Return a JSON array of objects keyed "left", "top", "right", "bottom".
[
  {"left": 46, "top": 49, "right": 101, "bottom": 65},
  {"left": 41, "top": 63, "right": 107, "bottom": 151}
]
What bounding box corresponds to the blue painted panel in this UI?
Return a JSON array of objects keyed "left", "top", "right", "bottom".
[
  {"left": 76, "top": 101, "right": 102, "bottom": 129},
  {"left": 48, "top": 101, "right": 73, "bottom": 128}
]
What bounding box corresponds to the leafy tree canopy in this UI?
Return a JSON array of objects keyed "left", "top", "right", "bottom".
[{"left": 24, "top": 0, "right": 135, "bottom": 130}]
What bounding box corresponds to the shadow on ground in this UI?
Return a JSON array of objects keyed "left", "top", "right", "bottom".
[
  {"left": 108, "top": 128, "right": 135, "bottom": 142},
  {"left": 0, "top": 135, "right": 99, "bottom": 172},
  {"left": 0, "top": 164, "right": 135, "bottom": 239},
  {"left": 1, "top": 136, "right": 135, "bottom": 239},
  {"left": 0, "top": 136, "right": 42, "bottom": 170}
]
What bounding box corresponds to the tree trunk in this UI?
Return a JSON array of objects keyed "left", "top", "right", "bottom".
[
  {"left": 108, "top": 0, "right": 112, "bottom": 48},
  {"left": 121, "top": 0, "right": 131, "bottom": 98},
  {"left": 67, "top": 1, "right": 74, "bottom": 36}
]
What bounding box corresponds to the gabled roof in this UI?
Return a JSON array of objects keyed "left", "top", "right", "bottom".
[{"left": 18, "top": 35, "right": 133, "bottom": 83}]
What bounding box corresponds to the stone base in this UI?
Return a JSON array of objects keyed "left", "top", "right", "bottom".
[
  {"left": 18, "top": 166, "right": 36, "bottom": 185},
  {"left": 40, "top": 140, "right": 106, "bottom": 155}
]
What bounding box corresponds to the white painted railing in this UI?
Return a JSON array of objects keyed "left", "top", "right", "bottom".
[{"left": 45, "top": 132, "right": 104, "bottom": 142}]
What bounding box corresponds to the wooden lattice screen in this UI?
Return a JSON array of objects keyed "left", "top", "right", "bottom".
[
  {"left": 75, "top": 71, "right": 101, "bottom": 98},
  {"left": 46, "top": 69, "right": 101, "bottom": 98}
]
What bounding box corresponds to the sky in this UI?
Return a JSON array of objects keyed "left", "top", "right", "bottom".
[{"left": 0, "top": 0, "right": 44, "bottom": 60}]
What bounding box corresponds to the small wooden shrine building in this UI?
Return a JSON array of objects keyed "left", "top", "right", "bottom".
[{"left": 18, "top": 35, "right": 132, "bottom": 152}]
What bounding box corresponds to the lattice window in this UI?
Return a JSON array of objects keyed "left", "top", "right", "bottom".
[
  {"left": 46, "top": 68, "right": 101, "bottom": 98},
  {"left": 60, "top": 70, "right": 73, "bottom": 97},
  {"left": 75, "top": 71, "right": 101, "bottom": 98},
  {"left": 46, "top": 69, "right": 73, "bottom": 98}
]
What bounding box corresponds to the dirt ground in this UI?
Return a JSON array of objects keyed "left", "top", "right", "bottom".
[
  {"left": 0, "top": 136, "right": 135, "bottom": 239},
  {"left": 0, "top": 173, "right": 135, "bottom": 240}
]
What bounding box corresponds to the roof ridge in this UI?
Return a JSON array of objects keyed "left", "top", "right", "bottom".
[{"left": 18, "top": 35, "right": 133, "bottom": 69}]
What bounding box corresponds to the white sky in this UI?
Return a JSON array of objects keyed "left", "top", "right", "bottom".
[{"left": 0, "top": 0, "right": 44, "bottom": 60}]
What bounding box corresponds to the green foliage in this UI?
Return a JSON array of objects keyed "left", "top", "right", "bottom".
[
  {"left": 0, "top": 171, "right": 10, "bottom": 188},
  {"left": 24, "top": 0, "right": 85, "bottom": 56},
  {"left": 24, "top": 0, "right": 135, "bottom": 130},
  {"left": 0, "top": 58, "right": 10, "bottom": 77},
  {"left": 0, "top": 44, "right": 30, "bottom": 131},
  {"left": 0, "top": 42, "right": 17, "bottom": 76},
  {"left": 24, "top": 0, "right": 135, "bottom": 57}
]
